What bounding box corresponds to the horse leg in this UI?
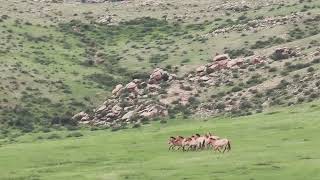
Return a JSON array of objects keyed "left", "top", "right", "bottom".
[
  {"left": 223, "top": 146, "right": 227, "bottom": 153},
  {"left": 216, "top": 146, "right": 221, "bottom": 153}
]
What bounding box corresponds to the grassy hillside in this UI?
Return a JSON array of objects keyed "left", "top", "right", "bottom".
[
  {"left": 0, "top": 103, "right": 319, "bottom": 179},
  {"left": 2, "top": 0, "right": 320, "bottom": 131}
]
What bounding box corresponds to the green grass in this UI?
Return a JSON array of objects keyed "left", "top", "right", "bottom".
[{"left": 1, "top": 104, "right": 320, "bottom": 180}]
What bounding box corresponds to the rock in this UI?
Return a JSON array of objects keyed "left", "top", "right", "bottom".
[
  {"left": 112, "top": 104, "right": 122, "bottom": 114},
  {"left": 147, "top": 84, "right": 161, "bottom": 92},
  {"left": 126, "top": 82, "right": 137, "bottom": 90},
  {"left": 200, "top": 76, "right": 210, "bottom": 81},
  {"left": 140, "top": 105, "right": 167, "bottom": 119},
  {"left": 149, "top": 68, "right": 171, "bottom": 83},
  {"left": 72, "top": 111, "right": 90, "bottom": 121},
  {"left": 150, "top": 68, "right": 164, "bottom": 81},
  {"left": 170, "top": 74, "right": 177, "bottom": 80},
  {"left": 207, "top": 64, "right": 219, "bottom": 71},
  {"left": 121, "top": 111, "right": 135, "bottom": 121},
  {"left": 251, "top": 56, "right": 265, "bottom": 64},
  {"left": 96, "top": 15, "right": 113, "bottom": 24},
  {"left": 124, "top": 106, "right": 134, "bottom": 111},
  {"left": 112, "top": 84, "right": 123, "bottom": 97},
  {"left": 196, "top": 65, "right": 207, "bottom": 73},
  {"left": 271, "top": 47, "right": 299, "bottom": 60},
  {"left": 133, "top": 79, "right": 142, "bottom": 84},
  {"left": 227, "top": 58, "right": 244, "bottom": 68},
  {"left": 96, "top": 105, "right": 107, "bottom": 113},
  {"left": 106, "top": 112, "right": 117, "bottom": 118},
  {"left": 216, "top": 60, "right": 229, "bottom": 69},
  {"left": 126, "top": 82, "right": 139, "bottom": 94},
  {"left": 213, "top": 54, "right": 230, "bottom": 61}
]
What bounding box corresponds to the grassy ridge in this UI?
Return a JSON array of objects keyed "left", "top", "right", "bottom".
[
  {"left": 0, "top": 103, "right": 319, "bottom": 179},
  {"left": 2, "top": 0, "right": 320, "bottom": 131}
]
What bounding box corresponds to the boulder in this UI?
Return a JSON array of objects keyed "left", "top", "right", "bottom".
[
  {"left": 106, "top": 112, "right": 118, "bottom": 118},
  {"left": 112, "top": 104, "right": 122, "bottom": 114},
  {"left": 199, "top": 76, "right": 210, "bottom": 81},
  {"left": 125, "top": 82, "right": 139, "bottom": 94},
  {"left": 132, "top": 79, "right": 142, "bottom": 84},
  {"left": 180, "top": 94, "right": 190, "bottom": 106},
  {"left": 216, "top": 60, "right": 229, "bottom": 69},
  {"left": 96, "top": 105, "right": 107, "bottom": 113},
  {"left": 126, "top": 82, "right": 137, "bottom": 90},
  {"left": 72, "top": 111, "right": 90, "bottom": 121},
  {"left": 150, "top": 68, "right": 164, "bottom": 81},
  {"left": 251, "top": 56, "right": 265, "bottom": 64},
  {"left": 271, "top": 47, "right": 299, "bottom": 60},
  {"left": 227, "top": 58, "right": 244, "bottom": 68},
  {"left": 140, "top": 105, "right": 167, "bottom": 119},
  {"left": 121, "top": 111, "right": 135, "bottom": 121},
  {"left": 147, "top": 84, "right": 161, "bottom": 92},
  {"left": 207, "top": 64, "right": 219, "bottom": 71},
  {"left": 112, "top": 84, "right": 123, "bottom": 96},
  {"left": 213, "top": 54, "right": 230, "bottom": 61},
  {"left": 149, "top": 68, "right": 171, "bottom": 83},
  {"left": 196, "top": 65, "right": 207, "bottom": 73}
]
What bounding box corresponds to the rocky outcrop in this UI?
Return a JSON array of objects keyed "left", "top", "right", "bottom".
[
  {"left": 76, "top": 68, "right": 173, "bottom": 127},
  {"left": 270, "top": 47, "right": 301, "bottom": 60},
  {"left": 149, "top": 68, "right": 173, "bottom": 84},
  {"left": 74, "top": 47, "right": 308, "bottom": 128}
]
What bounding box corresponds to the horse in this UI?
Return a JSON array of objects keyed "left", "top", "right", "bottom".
[
  {"left": 208, "top": 137, "right": 231, "bottom": 153},
  {"left": 168, "top": 136, "right": 184, "bottom": 150}
]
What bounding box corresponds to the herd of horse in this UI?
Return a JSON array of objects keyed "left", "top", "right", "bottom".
[{"left": 168, "top": 132, "right": 231, "bottom": 153}]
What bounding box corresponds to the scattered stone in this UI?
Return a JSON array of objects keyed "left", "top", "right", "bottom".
[
  {"left": 72, "top": 111, "right": 90, "bottom": 121},
  {"left": 213, "top": 54, "right": 230, "bottom": 61}
]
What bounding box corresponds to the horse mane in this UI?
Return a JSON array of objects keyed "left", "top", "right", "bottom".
[
  {"left": 195, "top": 133, "right": 200, "bottom": 137},
  {"left": 170, "top": 136, "right": 176, "bottom": 139},
  {"left": 178, "top": 136, "right": 184, "bottom": 138}
]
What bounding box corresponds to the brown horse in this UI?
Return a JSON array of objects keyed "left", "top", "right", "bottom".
[
  {"left": 183, "top": 136, "right": 198, "bottom": 151},
  {"left": 168, "top": 136, "right": 184, "bottom": 150},
  {"left": 204, "top": 132, "right": 220, "bottom": 149},
  {"left": 208, "top": 137, "right": 231, "bottom": 153}
]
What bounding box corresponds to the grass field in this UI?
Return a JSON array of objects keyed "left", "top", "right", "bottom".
[{"left": 1, "top": 103, "right": 320, "bottom": 180}]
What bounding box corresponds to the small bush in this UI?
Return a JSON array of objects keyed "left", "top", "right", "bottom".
[
  {"left": 307, "top": 67, "right": 315, "bottom": 72},
  {"left": 231, "top": 86, "right": 242, "bottom": 92},
  {"left": 269, "top": 67, "right": 278, "bottom": 72},
  {"left": 224, "top": 48, "right": 254, "bottom": 58},
  {"left": 66, "top": 132, "right": 83, "bottom": 138},
  {"left": 47, "top": 133, "right": 61, "bottom": 139}
]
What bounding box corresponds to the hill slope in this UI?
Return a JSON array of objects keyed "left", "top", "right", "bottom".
[{"left": 1, "top": 0, "right": 320, "bottom": 131}]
